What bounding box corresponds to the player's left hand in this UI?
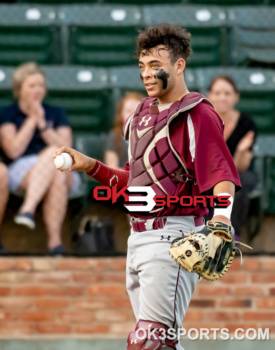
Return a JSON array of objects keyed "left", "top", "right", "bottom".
[
  {"left": 210, "top": 215, "right": 231, "bottom": 239},
  {"left": 169, "top": 221, "right": 252, "bottom": 281}
]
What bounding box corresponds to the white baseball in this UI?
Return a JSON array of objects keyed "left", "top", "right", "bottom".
[{"left": 54, "top": 153, "right": 73, "bottom": 171}]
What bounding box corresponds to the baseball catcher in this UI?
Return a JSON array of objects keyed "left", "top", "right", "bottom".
[{"left": 54, "top": 23, "right": 244, "bottom": 350}]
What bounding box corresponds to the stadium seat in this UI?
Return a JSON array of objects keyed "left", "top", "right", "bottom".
[
  {"left": 103, "top": 0, "right": 181, "bottom": 4},
  {"left": 229, "top": 7, "right": 275, "bottom": 67},
  {"left": 143, "top": 5, "right": 228, "bottom": 67},
  {"left": 75, "top": 134, "right": 107, "bottom": 162},
  {"left": 0, "top": 5, "right": 62, "bottom": 65},
  {"left": 42, "top": 66, "right": 113, "bottom": 134},
  {"left": 0, "top": 67, "right": 14, "bottom": 109},
  {"left": 253, "top": 135, "right": 275, "bottom": 214},
  {"left": 196, "top": 68, "right": 275, "bottom": 134},
  {"left": 20, "top": 0, "right": 182, "bottom": 4},
  {"left": 19, "top": 0, "right": 97, "bottom": 3},
  {"left": 59, "top": 5, "right": 143, "bottom": 66},
  {"left": 185, "top": 0, "right": 263, "bottom": 5},
  {"left": 109, "top": 66, "right": 145, "bottom": 104}
]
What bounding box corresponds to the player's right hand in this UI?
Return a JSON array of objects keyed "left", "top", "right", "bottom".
[{"left": 53, "top": 147, "right": 96, "bottom": 173}]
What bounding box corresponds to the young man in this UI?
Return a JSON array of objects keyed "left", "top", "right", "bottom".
[{"left": 54, "top": 23, "right": 241, "bottom": 350}]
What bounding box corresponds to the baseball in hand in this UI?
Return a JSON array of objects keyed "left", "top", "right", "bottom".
[{"left": 54, "top": 153, "right": 73, "bottom": 171}]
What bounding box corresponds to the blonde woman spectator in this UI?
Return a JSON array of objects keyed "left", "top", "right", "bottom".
[
  {"left": 104, "top": 92, "right": 144, "bottom": 169},
  {"left": 0, "top": 62, "right": 80, "bottom": 255}
]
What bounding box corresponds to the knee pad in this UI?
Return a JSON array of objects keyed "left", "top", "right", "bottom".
[{"left": 127, "top": 320, "right": 178, "bottom": 350}]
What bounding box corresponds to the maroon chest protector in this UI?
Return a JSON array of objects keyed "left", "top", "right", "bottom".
[{"left": 123, "top": 92, "right": 212, "bottom": 198}]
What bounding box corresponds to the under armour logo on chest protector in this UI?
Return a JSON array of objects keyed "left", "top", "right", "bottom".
[
  {"left": 139, "top": 115, "right": 152, "bottom": 127},
  {"left": 136, "top": 113, "right": 158, "bottom": 139}
]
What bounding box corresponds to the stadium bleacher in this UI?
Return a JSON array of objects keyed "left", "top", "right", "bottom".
[
  {"left": 59, "top": 5, "right": 143, "bottom": 66},
  {"left": 229, "top": 7, "right": 275, "bottom": 67},
  {"left": 43, "top": 66, "right": 113, "bottom": 134},
  {"left": 17, "top": 0, "right": 275, "bottom": 4},
  {"left": 185, "top": 0, "right": 265, "bottom": 5},
  {"left": 253, "top": 136, "right": 275, "bottom": 214},
  {"left": 1, "top": 4, "right": 274, "bottom": 68},
  {"left": 0, "top": 5, "right": 62, "bottom": 65},
  {"left": 0, "top": 4, "right": 274, "bottom": 68},
  {"left": 1, "top": 3, "right": 274, "bottom": 135}
]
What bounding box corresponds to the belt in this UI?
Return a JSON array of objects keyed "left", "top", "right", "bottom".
[
  {"left": 131, "top": 216, "right": 204, "bottom": 232},
  {"left": 131, "top": 217, "right": 167, "bottom": 232}
]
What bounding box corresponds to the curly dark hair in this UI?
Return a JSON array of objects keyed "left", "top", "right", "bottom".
[{"left": 135, "top": 23, "right": 192, "bottom": 63}]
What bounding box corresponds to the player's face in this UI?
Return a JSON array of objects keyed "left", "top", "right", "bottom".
[
  {"left": 138, "top": 46, "right": 176, "bottom": 98},
  {"left": 208, "top": 79, "right": 239, "bottom": 115},
  {"left": 122, "top": 98, "right": 141, "bottom": 123},
  {"left": 20, "top": 73, "right": 46, "bottom": 104}
]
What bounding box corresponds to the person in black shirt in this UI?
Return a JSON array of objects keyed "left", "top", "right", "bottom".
[
  {"left": 0, "top": 161, "right": 9, "bottom": 254},
  {"left": 0, "top": 62, "right": 80, "bottom": 255},
  {"left": 208, "top": 75, "right": 257, "bottom": 240}
]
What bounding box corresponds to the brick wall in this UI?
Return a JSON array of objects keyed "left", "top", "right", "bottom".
[{"left": 0, "top": 257, "right": 274, "bottom": 338}]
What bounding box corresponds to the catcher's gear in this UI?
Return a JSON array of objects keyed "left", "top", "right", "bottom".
[{"left": 169, "top": 221, "right": 251, "bottom": 281}]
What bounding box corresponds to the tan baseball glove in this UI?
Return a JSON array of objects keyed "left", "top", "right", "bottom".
[{"left": 169, "top": 221, "right": 252, "bottom": 281}]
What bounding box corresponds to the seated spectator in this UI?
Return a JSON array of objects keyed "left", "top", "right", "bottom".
[
  {"left": 0, "top": 62, "right": 80, "bottom": 255},
  {"left": 208, "top": 75, "right": 257, "bottom": 240},
  {"left": 0, "top": 161, "right": 9, "bottom": 254},
  {"left": 104, "top": 92, "right": 144, "bottom": 169}
]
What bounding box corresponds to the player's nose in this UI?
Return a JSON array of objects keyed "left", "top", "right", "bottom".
[{"left": 142, "top": 67, "right": 154, "bottom": 79}]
